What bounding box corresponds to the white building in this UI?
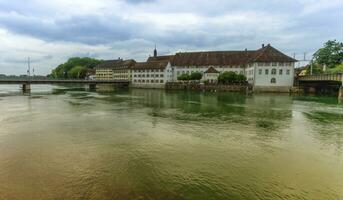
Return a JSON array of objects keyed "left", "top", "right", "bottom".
[
  {"left": 169, "top": 44, "right": 296, "bottom": 92},
  {"left": 131, "top": 60, "right": 173, "bottom": 89}
]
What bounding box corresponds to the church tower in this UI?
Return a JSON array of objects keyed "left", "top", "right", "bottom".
[{"left": 153, "top": 44, "right": 157, "bottom": 58}]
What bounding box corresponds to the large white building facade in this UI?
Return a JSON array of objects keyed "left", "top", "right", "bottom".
[
  {"left": 96, "top": 44, "right": 297, "bottom": 91},
  {"left": 168, "top": 44, "right": 296, "bottom": 92}
]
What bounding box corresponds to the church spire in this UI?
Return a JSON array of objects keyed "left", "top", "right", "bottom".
[{"left": 153, "top": 44, "right": 157, "bottom": 58}]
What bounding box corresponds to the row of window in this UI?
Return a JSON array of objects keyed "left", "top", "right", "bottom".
[
  {"left": 134, "top": 69, "right": 164, "bottom": 73},
  {"left": 113, "top": 70, "right": 128, "bottom": 74},
  {"left": 113, "top": 75, "right": 128, "bottom": 79},
  {"left": 254, "top": 62, "right": 293, "bottom": 67},
  {"left": 258, "top": 69, "right": 291, "bottom": 75},
  {"left": 97, "top": 74, "right": 112, "bottom": 77},
  {"left": 133, "top": 79, "right": 164, "bottom": 83},
  {"left": 134, "top": 74, "right": 164, "bottom": 78}
]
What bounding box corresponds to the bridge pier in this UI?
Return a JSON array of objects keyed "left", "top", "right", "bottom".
[
  {"left": 22, "top": 83, "right": 31, "bottom": 93},
  {"left": 89, "top": 83, "right": 97, "bottom": 91}
]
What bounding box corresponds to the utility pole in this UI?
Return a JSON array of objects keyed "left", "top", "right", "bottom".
[{"left": 27, "top": 57, "right": 31, "bottom": 81}]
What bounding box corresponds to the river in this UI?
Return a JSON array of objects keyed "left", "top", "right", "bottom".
[{"left": 0, "top": 85, "right": 343, "bottom": 200}]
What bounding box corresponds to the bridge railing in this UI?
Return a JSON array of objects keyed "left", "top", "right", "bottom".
[{"left": 298, "top": 73, "right": 343, "bottom": 82}]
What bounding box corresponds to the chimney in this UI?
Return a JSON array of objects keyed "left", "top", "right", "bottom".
[
  {"left": 262, "top": 44, "right": 265, "bottom": 48},
  {"left": 267, "top": 43, "right": 271, "bottom": 46}
]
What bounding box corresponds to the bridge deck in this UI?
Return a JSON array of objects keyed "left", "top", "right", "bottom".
[
  {"left": 0, "top": 79, "right": 129, "bottom": 84},
  {"left": 298, "top": 73, "right": 343, "bottom": 82}
]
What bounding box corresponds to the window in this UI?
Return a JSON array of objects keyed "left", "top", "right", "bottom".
[
  {"left": 286, "top": 69, "right": 290, "bottom": 75},
  {"left": 259, "top": 69, "right": 262, "bottom": 75},
  {"left": 271, "top": 78, "right": 276, "bottom": 84},
  {"left": 160, "top": 74, "right": 164, "bottom": 77},
  {"left": 160, "top": 80, "right": 164, "bottom": 83},
  {"left": 265, "top": 69, "right": 269, "bottom": 75},
  {"left": 279, "top": 69, "right": 283, "bottom": 75},
  {"left": 177, "top": 71, "right": 180, "bottom": 75},
  {"left": 272, "top": 62, "right": 277, "bottom": 66},
  {"left": 258, "top": 62, "right": 264, "bottom": 66},
  {"left": 271, "top": 69, "right": 277, "bottom": 75},
  {"left": 265, "top": 63, "right": 271, "bottom": 66}
]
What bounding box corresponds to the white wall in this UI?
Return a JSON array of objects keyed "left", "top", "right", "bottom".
[
  {"left": 172, "top": 66, "right": 244, "bottom": 81},
  {"left": 254, "top": 63, "right": 294, "bottom": 87}
]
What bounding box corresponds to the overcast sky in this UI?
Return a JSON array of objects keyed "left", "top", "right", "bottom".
[{"left": 0, "top": 0, "right": 342, "bottom": 75}]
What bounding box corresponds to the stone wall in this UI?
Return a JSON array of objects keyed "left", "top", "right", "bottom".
[{"left": 165, "top": 82, "right": 251, "bottom": 93}]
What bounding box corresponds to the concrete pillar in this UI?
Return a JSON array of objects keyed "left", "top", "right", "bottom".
[
  {"left": 89, "top": 84, "right": 97, "bottom": 91},
  {"left": 22, "top": 83, "right": 31, "bottom": 93},
  {"left": 339, "top": 86, "right": 343, "bottom": 100},
  {"left": 308, "top": 86, "right": 316, "bottom": 94}
]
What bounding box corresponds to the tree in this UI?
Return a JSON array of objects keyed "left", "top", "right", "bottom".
[
  {"left": 327, "top": 62, "right": 343, "bottom": 73},
  {"left": 305, "top": 63, "right": 324, "bottom": 75},
  {"left": 177, "top": 74, "right": 191, "bottom": 81},
  {"left": 50, "top": 57, "right": 103, "bottom": 79},
  {"left": 313, "top": 40, "right": 343, "bottom": 68},
  {"left": 68, "top": 66, "right": 87, "bottom": 79},
  {"left": 218, "top": 71, "right": 238, "bottom": 84},
  {"left": 190, "top": 72, "right": 202, "bottom": 80},
  {"left": 236, "top": 74, "right": 247, "bottom": 82}
]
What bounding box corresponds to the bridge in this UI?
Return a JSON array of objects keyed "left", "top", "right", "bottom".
[
  {"left": 297, "top": 73, "right": 343, "bottom": 99},
  {"left": 0, "top": 79, "right": 130, "bottom": 92}
]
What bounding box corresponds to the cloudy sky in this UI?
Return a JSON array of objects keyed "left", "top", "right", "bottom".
[{"left": 0, "top": 0, "right": 342, "bottom": 75}]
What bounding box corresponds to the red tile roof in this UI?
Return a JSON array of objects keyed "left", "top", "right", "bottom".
[
  {"left": 171, "top": 45, "right": 296, "bottom": 66},
  {"left": 204, "top": 67, "right": 220, "bottom": 73}
]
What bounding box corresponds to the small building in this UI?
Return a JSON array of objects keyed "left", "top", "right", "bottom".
[
  {"left": 203, "top": 67, "right": 220, "bottom": 83},
  {"left": 245, "top": 44, "right": 296, "bottom": 92}
]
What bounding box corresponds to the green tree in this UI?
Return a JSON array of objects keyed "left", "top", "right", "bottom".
[
  {"left": 305, "top": 63, "right": 324, "bottom": 75},
  {"left": 236, "top": 74, "right": 247, "bottom": 82},
  {"left": 218, "top": 71, "right": 238, "bottom": 84},
  {"left": 190, "top": 72, "right": 203, "bottom": 80},
  {"left": 50, "top": 57, "right": 103, "bottom": 79},
  {"left": 327, "top": 62, "right": 343, "bottom": 73},
  {"left": 177, "top": 74, "right": 191, "bottom": 81},
  {"left": 68, "top": 66, "right": 87, "bottom": 79},
  {"left": 313, "top": 40, "right": 343, "bottom": 68}
]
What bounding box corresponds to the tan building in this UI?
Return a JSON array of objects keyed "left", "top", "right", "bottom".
[
  {"left": 112, "top": 59, "right": 136, "bottom": 81},
  {"left": 95, "top": 60, "right": 121, "bottom": 80},
  {"left": 95, "top": 59, "right": 136, "bottom": 80}
]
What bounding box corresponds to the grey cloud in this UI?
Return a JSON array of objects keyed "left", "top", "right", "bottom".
[{"left": 0, "top": 13, "right": 140, "bottom": 45}]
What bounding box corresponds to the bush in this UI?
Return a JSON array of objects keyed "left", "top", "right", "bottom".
[{"left": 190, "top": 72, "right": 203, "bottom": 80}]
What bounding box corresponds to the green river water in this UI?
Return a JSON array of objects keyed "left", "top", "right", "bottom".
[{"left": 0, "top": 85, "right": 343, "bottom": 200}]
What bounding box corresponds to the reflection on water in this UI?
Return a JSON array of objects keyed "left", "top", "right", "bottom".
[{"left": 0, "top": 85, "right": 343, "bottom": 200}]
